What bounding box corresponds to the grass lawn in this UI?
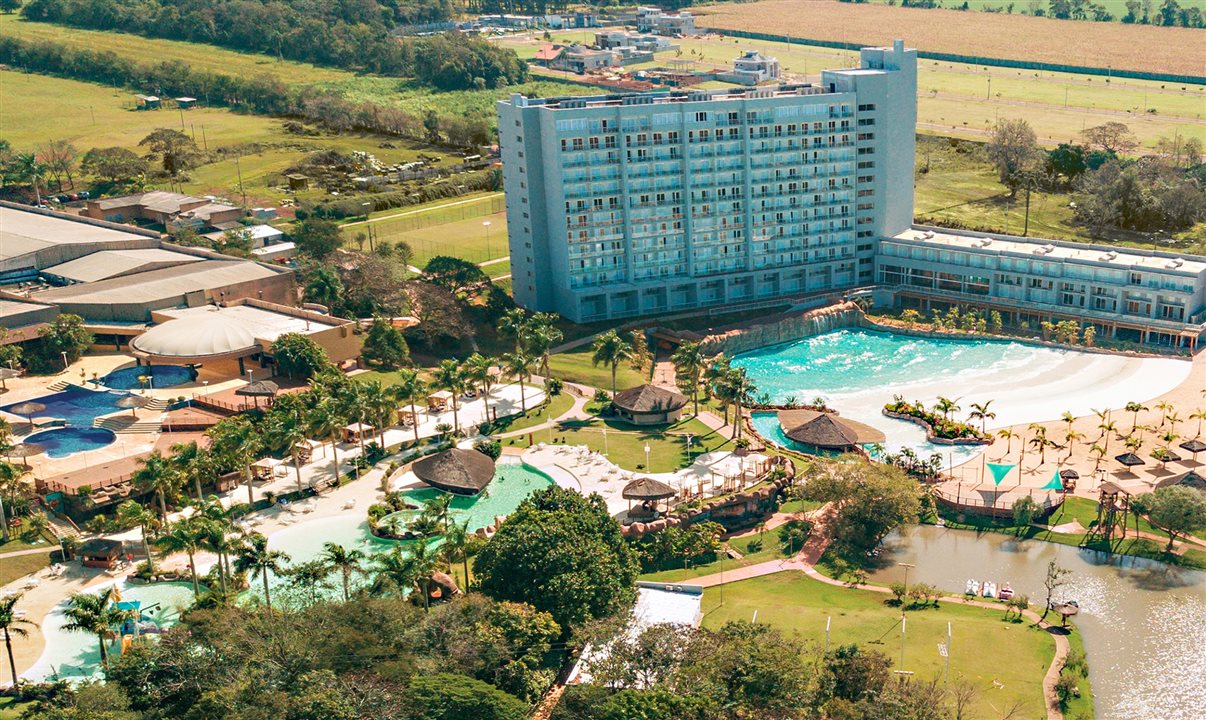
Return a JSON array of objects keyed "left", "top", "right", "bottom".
[
  {"left": 505, "top": 415, "right": 731, "bottom": 473},
  {"left": 0, "top": 548, "right": 54, "bottom": 587},
  {"left": 642, "top": 530, "right": 794, "bottom": 582},
  {"left": 491, "top": 392, "right": 575, "bottom": 435},
  {"left": 0, "top": 697, "right": 33, "bottom": 720},
  {"left": 701, "top": 572, "right": 1053, "bottom": 719},
  {"left": 547, "top": 345, "right": 648, "bottom": 391},
  {"left": 381, "top": 210, "right": 510, "bottom": 267},
  {"left": 1061, "top": 624, "right": 1096, "bottom": 719}
]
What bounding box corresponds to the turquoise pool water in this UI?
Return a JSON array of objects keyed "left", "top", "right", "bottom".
[
  {"left": 100, "top": 365, "right": 193, "bottom": 390},
  {"left": 23, "top": 582, "right": 195, "bottom": 683},
  {"left": 25, "top": 427, "right": 117, "bottom": 458}
]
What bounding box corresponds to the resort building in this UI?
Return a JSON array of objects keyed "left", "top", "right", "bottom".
[
  {"left": 636, "top": 7, "right": 698, "bottom": 35},
  {"left": 498, "top": 40, "right": 917, "bottom": 322},
  {"left": 717, "top": 51, "right": 782, "bottom": 85},
  {"left": 0, "top": 203, "right": 161, "bottom": 285},
  {"left": 876, "top": 227, "right": 1206, "bottom": 349}
]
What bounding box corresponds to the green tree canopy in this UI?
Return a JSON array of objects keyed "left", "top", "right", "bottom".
[
  {"left": 29, "top": 313, "right": 93, "bottom": 373},
  {"left": 474, "top": 485, "right": 638, "bottom": 631},
  {"left": 802, "top": 456, "right": 921, "bottom": 556},
  {"left": 291, "top": 218, "right": 343, "bottom": 260},
  {"left": 80, "top": 146, "right": 147, "bottom": 184},
  {"left": 1135, "top": 485, "right": 1206, "bottom": 551},
  {"left": 404, "top": 673, "right": 527, "bottom": 720},
  {"left": 360, "top": 317, "right": 410, "bottom": 369},
  {"left": 272, "top": 333, "right": 330, "bottom": 379}
]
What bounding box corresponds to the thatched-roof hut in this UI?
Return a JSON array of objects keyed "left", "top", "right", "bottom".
[
  {"left": 612, "top": 384, "right": 688, "bottom": 425},
  {"left": 412, "top": 448, "right": 496, "bottom": 496},
  {"left": 622, "top": 475, "right": 676, "bottom": 516},
  {"left": 777, "top": 409, "right": 885, "bottom": 451}
]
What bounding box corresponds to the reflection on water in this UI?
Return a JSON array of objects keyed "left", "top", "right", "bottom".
[{"left": 868, "top": 525, "right": 1206, "bottom": 720}]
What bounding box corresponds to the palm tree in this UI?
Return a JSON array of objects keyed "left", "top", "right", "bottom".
[
  {"left": 1125, "top": 401, "right": 1147, "bottom": 432},
  {"left": 422, "top": 493, "right": 453, "bottom": 535},
  {"left": 1166, "top": 411, "right": 1183, "bottom": 437},
  {"left": 320, "top": 542, "right": 365, "bottom": 602},
  {"left": 1060, "top": 410, "right": 1076, "bottom": 433},
  {"left": 671, "top": 341, "right": 706, "bottom": 417},
  {"left": 524, "top": 313, "right": 563, "bottom": 380},
  {"left": 132, "top": 451, "right": 178, "bottom": 518},
  {"left": 234, "top": 533, "right": 290, "bottom": 611},
  {"left": 1089, "top": 443, "right": 1107, "bottom": 471},
  {"left": 201, "top": 518, "right": 236, "bottom": 598},
  {"left": 934, "top": 396, "right": 961, "bottom": 421},
  {"left": 1124, "top": 434, "right": 1143, "bottom": 454},
  {"left": 501, "top": 351, "right": 533, "bottom": 413},
  {"left": 404, "top": 540, "right": 438, "bottom": 611},
  {"left": 157, "top": 517, "right": 206, "bottom": 597},
  {"left": 464, "top": 353, "right": 495, "bottom": 418},
  {"left": 997, "top": 428, "right": 1017, "bottom": 454},
  {"left": 433, "top": 359, "right": 468, "bottom": 433},
  {"left": 1192, "top": 408, "right": 1206, "bottom": 439},
  {"left": 1063, "top": 429, "right": 1084, "bottom": 460},
  {"left": 968, "top": 400, "right": 996, "bottom": 435},
  {"left": 1028, "top": 424, "right": 1048, "bottom": 464},
  {"left": 336, "top": 381, "right": 371, "bottom": 456},
  {"left": 704, "top": 354, "right": 731, "bottom": 405},
  {"left": 1161, "top": 429, "right": 1180, "bottom": 451},
  {"left": 168, "top": 441, "right": 211, "bottom": 502},
  {"left": 590, "top": 329, "right": 634, "bottom": 396},
  {"left": 496, "top": 307, "right": 529, "bottom": 355},
  {"left": 62, "top": 588, "right": 128, "bottom": 667},
  {"left": 1097, "top": 419, "right": 1118, "bottom": 453},
  {"left": 208, "top": 417, "right": 261, "bottom": 506},
  {"left": 307, "top": 398, "right": 345, "bottom": 485},
  {"left": 1155, "top": 400, "right": 1174, "bottom": 428},
  {"left": 266, "top": 411, "right": 308, "bottom": 493},
  {"left": 723, "top": 367, "right": 758, "bottom": 439},
  {"left": 391, "top": 369, "right": 424, "bottom": 443},
  {"left": 116, "top": 500, "right": 159, "bottom": 575},
  {"left": 360, "top": 379, "right": 396, "bottom": 447},
  {"left": 1, "top": 593, "right": 35, "bottom": 687},
  {"left": 442, "top": 518, "right": 473, "bottom": 590}
]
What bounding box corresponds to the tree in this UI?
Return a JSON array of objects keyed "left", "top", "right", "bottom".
[
  {"left": 116, "top": 500, "right": 159, "bottom": 574},
  {"left": 433, "top": 358, "right": 468, "bottom": 433},
  {"left": 464, "top": 353, "right": 496, "bottom": 420},
  {"left": 1081, "top": 122, "right": 1138, "bottom": 156},
  {"left": 39, "top": 139, "right": 78, "bottom": 189},
  {"left": 591, "top": 330, "right": 634, "bottom": 396},
  {"left": 80, "top": 146, "right": 147, "bottom": 184},
  {"left": 321, "top": 542, "right": 365, "bottom": 601},
  {"left": 1138, "top": 486, "right": 1206, "bottom": 552},
  {"left": 1039, "top": 559, "right": 1070, "bottom": 621},
  {"left": 62, "top": 587, "right": 128, "bottom": 666},
  {"left": 521, "top": 312, "right": 563, "bottom": 380},
  {"left": 968, "top": 400, "right": 996, "bottom": 434},
  {"left": 719, "top": 367, "right": 757, "bottom": 439},
  {"left": 132, "top": 451, "right": 178, "bottom": 518},
  {"left": 671, "top": 341, "right": 706, "bottom": 417},
  {"left": 273, "top": 332, "right": 330, "bottom": 379},
  {"left": 474, "top": 485, "right": 638, "bottom": 631},
  {"left": 308, "top": 397, "right": 345, "bottom": 483},
  {"left": 291, "top": 218, "right": 343, "bottom": 260},
  {"left": 404, "top": 673, "right": 527, "bottom": 720},
  {"left": 234, "top": 532, "right": 290, "bottom": 611},
  {"left": 1011, "top": 495, "right": 1039, "bottom": 532},
  {"left": 821, "top": 644, "right": 892, "bottom": 706},
  {"left": 1, "top": 593, "right": 35, "bottom": 687},
  {"left": 442, "top": 518, "right": 474, "bottom": 590},
  {"left": 0, "top": 0, "right": 21, "bottom": 14},
  {"left": 30, "top": 313, "right": 92, "bottom": 373},
  {"left": 391, "top": 368, "right": 425, "bottom": 443},
  {"left": 303, "top": 265, "right": 344, "bottom": 314},
  {"left": 156, "top": 517, "right": 205, "bottom": 597},
  {"left": 138, "top": 128, "right": 200, "bottom": 181},
  {"left": 361, "top": 317, "right": 410, "bottom": 369},
  {"left": 207, "top": 416, "right": 261, "bottom": 506},
  {"left": 424, "top": 255, "right": 490, "bottom": 294},
  {"left": 500, "top": 351, "right": 533, "bottom": 413},
  {"left": 802, "top": 457, "right": 921, "bottom": 555},
  {"left": 987, "top": 118, "right": 1043, "bottom": 197}
]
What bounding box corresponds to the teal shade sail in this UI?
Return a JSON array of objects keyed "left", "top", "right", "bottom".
[{"left": 987, "top": 462, "right": 1016, "bottom": 486}]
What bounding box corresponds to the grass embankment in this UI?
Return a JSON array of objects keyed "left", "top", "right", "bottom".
[
  {"left": 0, "top": 697, "right": 33, "bottom": 720},
  {"left": 505, "top": 415, "right": 730, "bottom": 473},
  {"left": 929, "top": 495, "right": 1206, "bottom": 570},
  {"left": 546, "top": 345, "right": 648, "bottom": 390},
  {"left": 700, "top": 571, "right": 1053, "bottom": 719},
  {"left": 491, "top": 392, "right": 575, "bottom": 434}
]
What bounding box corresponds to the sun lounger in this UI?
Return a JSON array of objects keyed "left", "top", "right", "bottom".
[
  {"left": 343, "top": 499, "right": 357, "bottom": 510},
  {"left": 22, "top": 578, "right": 39, "bottom": 589}
]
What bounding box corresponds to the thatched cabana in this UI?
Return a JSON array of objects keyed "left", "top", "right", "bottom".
[
  {"left": 412, "top": 448, "right": 496, "bottom": 496},
  {"left": 777, "top": 409, "right": 885, "bottom": 451},
  {"left": 1155, "top": 470, "right": 1206, "bottom": 492},
  {"left": 612, "top": 384, "right": 688, "bottom": 425},
  {"left": 622, "top": 476, "right": 676, "bottom": 516}
]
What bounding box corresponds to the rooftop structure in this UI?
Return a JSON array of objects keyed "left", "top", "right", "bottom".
[
  {"left": 0, "top": 204, "right": 159, "bottom": 282},
  {"left": 83, "top": 191, "right": 243, "bottom": 231},
  {"left": 636, "top": 6, "right": 697, "bottom": 35},
  {"left": 0, "top": 298, "right": 58, "bottom": 344},
  {"left": 612, "top": 384, "right": 689, "bottom": 424},
  {"left": 718, "top": 51, "right": 781, "bottom": 85},
  {"left": 201, "top": 224, "right": 285, "bottom": 249},
  {"left": 498, "top": 40, "right": 917, "bottom": 322},
  {"left": 42, "top": 248, "right": 203, "bottom": 285},
  {"left": 412, "top": 448, "right": 496, "bottom": 495}
]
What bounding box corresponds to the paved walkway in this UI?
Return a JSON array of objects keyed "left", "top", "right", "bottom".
[{"left": 0, "top": 545, "right": 58, "bottom": 560}]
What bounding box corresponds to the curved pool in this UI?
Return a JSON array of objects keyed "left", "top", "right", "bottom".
[
  {"left": 25, "top": 427, "right": 117, "bottom": 457},
  {"left": 100, "top": 364, "right": 193, "bottom": 390},
  {"left": 23, "top": 581, "right": 195, "bottom": 683},
  {"left": 734, "top": 328, "right": 1191, "bottom": 466}
]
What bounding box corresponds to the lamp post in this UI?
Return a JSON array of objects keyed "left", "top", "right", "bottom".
[
  {"left": 603, "top": 426, "right": 609, "bottom": 457},
  {"left": 60, "top": 351, "right": 68, "bottom": 372},
  {"left": 482, "top": 220, "right": 492, "bottom": 259},
  {"left": 686, "top": 433, "right": 693, "bottom": 464},
  {"left": 644, "top": 443, "right": 651, "bottom": 472}
]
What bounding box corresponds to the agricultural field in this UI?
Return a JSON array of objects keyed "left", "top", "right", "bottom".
[
  {"left": 694, "top": 0, "right": 1205, "bottom": 76},
  {"left": 856, "top": 0, "right": 1202, "bottom": 21},
  {"left": 500, "top": 30, "right": 1204, "bottom": 148}
]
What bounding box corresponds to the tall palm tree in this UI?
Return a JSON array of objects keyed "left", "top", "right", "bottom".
[
  {"left": 524, "top": 313, "right": 563, "bottom": 380},
  {"left": 997, "top": 428, "right": 1018, "bottom": 454},
  {"left": 320, "top": 542, "right": 365, "bottom": 602},
  {"left": 168, "top": 441, "right": 211, "bottom": 502},
  {"left": 723, "top": 367, "right": 758, "bottom": 439},
  {"left": 442, "top": 518, "right": 473, "bottom": 590},
  {"left": 208, "top": 417, "right": 261, "bottom": 506},
  {"left": 1, "top": 593, "right": 35, "bottom": 687},
  {"left": 201, "top": 518, "right": 236, "bottom": 598},
  {"left": 1089, "top": 443, "right": 1107, "bottom": 470},
  {"left": 704, "top": 354, "right": 731, "bottom": 405},
  {"left": 433, "top": 359, "right": 468, "bottom": 433},
  {"left": 307, "top": 398, "right": 345, "bottom": 484},
  {"left": 62, "top": 588, "right": 128, "bottom": 667},
  {"left": 391, "top": 369, "right": 424, "bottom": 444},
  {"left": 501, "top": 351, "right": 533, "bottom": 413},
  {"left": 671, "top": 341, "right": 706, "bottom": 417},
  {"left": 934, "top": 396, "right": 961, "bottom": 421},
  {"left": 1064, "top": 429, "right": 1084, "bottom": 460},
  {"left": 116, "top": 500, "right": 159, "bottom": 575},
  {"left": 1125, "top": 401, "right": 1147, "bottom": 432},
  {"left": 1027, "top": 424, "right": 1049, "bottom": 464},
  {"left": 234, "top": 533, "right": 290, "bottom": 611},
  {"left": 266, "top": 411, "right": 308, "bottom": 493},
  {"left": 157, "top": 517, "right": 206, "bottom": 597},
  {"left": 1161, "top": 429, "right": 1180, "bottom": 450},
  {"left": 1192, "top": 408, "right": 1206, "bottom": 439},
  {"left": 968, "top": 400, "right": 996, "bottom": 435},
  {"left": 1097, "top": 419, "right": 1118, "bottom": 452},
  {"left": 336, "top": 381, "right": 371, "bottom": 456},
  {"left": 422, "top": 493, "right": 453, "bottom": 535},
  {"left": 1166, "top": 411, "right": 1183, "bottom": 437},
  {"left": 1060, "top": 411, "right": 1076, "bottom": 435},
  {"left": 132, "top": 451, "right": 178, "bottom": 518},
  {"left": 359, "top": 379, "right": 395, "bottom": 447},
  {"left": 496, "top": 307, "right": 529, "bottom": 355},
  {"left": 590, "top": 330, "right": 633, "bottom": 396},
  {"left": 464, "top": 353, "right": 496, "bottom": 420}
]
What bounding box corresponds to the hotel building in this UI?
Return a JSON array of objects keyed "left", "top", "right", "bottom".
[{"left": 498, "top": 41, "right": 917, "bottom": 323}]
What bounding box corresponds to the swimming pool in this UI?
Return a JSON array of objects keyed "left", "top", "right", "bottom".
[
  {"left": 23, "top": 581, "right": 195, "bottom": 683},
  {"left": 25, "top": 427, "right": 117, "bottom": 457},
  {"left": 735, "top": 328, "right": 1191, "bottom": 465},
  {"left": 1, "top": 386, "right": 133, "bottom": 439},
  {"left": 100, "top": 365, "right": 194, "bottom": 390}
]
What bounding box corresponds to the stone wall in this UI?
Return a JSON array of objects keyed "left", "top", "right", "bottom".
[{"left": 700, "top": 301, "right": 864, "bottom": 356}]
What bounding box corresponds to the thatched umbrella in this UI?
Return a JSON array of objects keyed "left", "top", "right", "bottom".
[
  {"left": 8, "top": 442, "right": 44, "bottom": 460},
  {"left": 236, "top": 379, "right": 280, "bottom": 408},
  {"left": 8, "top": 401, "right": 45, "bottom": 430},
  {"left": 778, "top": 409, "right": 885, "bottom": 451},
  {"left": 0, "top": 367, "right": 21, "bottom": 391},
  {"left": 1179, "top": 439, "right": 1206, "bottom": 463},
  {"left": 412, "top": 448, "right": 496, "bottom": 496},
  {"left": 114, "top": 394, "right": 148, "bottom": 418},
  {"left": 1155, "top": 470, "right": 1206, "bottom": 492},
  {"left": 1059, "top": 469, "right": 1080, "bottom": 481},
  {"left": 623, "top": 476, "right": 676, "bottom": 515},
  {"left": 1114, "top": 452, "right": 1145, "bottom": 469}
]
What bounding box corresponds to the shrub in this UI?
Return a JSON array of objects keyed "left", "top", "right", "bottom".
[{"left": 474, "top": 439, "right": 502, "bottom": 460}]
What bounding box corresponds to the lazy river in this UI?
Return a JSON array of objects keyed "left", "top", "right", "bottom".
[{"left": 734, "top": 328, "right": 1192, "bottom": 465}]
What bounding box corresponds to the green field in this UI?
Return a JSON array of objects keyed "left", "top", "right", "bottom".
[
  {"left": 500, "top": 30, "right": 1205, "bottom": 149},
  {"left": 854, "top": 0, "right": 1202, "bottom": 21},
  {"left": 546, "top": 344, "right": 650, "bottom": 390},
  {"left": 701, "top": 572, "right": 1054, "bottom": 719},
  {"left": 507, "top": 415, "right": 731, "bottom": 472},
  {"left": 343, "top": 195, "right": 510, "bottom": 266}
]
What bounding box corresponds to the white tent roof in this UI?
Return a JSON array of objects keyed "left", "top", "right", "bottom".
[{"left": 131, "top": 312, "right": 257, "bottom": 360}]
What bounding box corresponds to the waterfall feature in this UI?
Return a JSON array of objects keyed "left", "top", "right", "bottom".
[{"left": 700, "top": 302, "right": 865, "bottom": 356}]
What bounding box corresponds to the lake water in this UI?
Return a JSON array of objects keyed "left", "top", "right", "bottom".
[{"left": 869, "top": 525, "right": 1206, "bottom": 720}]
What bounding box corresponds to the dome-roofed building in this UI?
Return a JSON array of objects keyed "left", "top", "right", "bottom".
[
  {"left": 612, "top": 384, "right": 688, "bottom": 425},
  {"left": 131, "top": 311, "right": 258, "bottom": 362}
]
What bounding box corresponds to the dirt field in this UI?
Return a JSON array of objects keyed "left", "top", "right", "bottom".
[{"left": 694, "top": 0, "right": 1206, "bottom": 77}]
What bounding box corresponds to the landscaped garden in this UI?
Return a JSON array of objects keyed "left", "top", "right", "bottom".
[{"left": 506, "top": 416, "right": 730, "bottom": 473}]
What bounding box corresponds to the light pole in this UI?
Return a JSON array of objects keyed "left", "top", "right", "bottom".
[
  {"left": 603, "top": 426, "right": 609, "bottom": 457},
  {"left": 686, "top": 433, "right": 693, "bottom": 464},
  {"left": 644, "top": 443, "right": 651, "bottom": 471},
  {"left": 482, "top": 220, "right": 492, "bottom": 259},
  {"left": 898, "top": 561, "right": 914, "bottom": 670},
  {"left": 60, "top": 351, "right": 68, "bottom": 372}
]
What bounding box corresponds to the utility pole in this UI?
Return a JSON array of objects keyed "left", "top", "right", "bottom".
[{"left": 235, "top": 155, "right": 247, "bottom": 208}]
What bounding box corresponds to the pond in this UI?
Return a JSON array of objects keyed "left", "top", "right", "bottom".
[{"left": 868, "top": 525, "right": 1206, "bottom": 720}]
